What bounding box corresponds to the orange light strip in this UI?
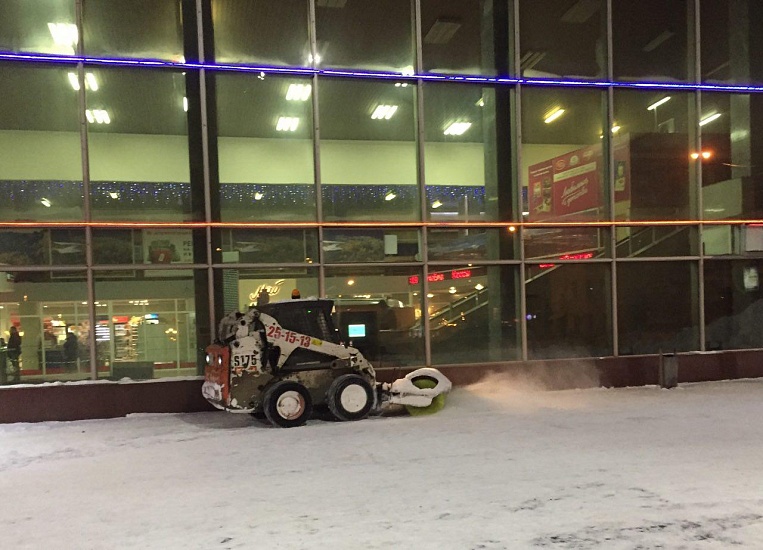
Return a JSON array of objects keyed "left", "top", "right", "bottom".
[{"left": 0, "top": 219, "right": 761, "bottom": 230}]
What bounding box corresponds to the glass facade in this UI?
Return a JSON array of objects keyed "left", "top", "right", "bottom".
[{"left": 2, "top": 0, "right": 763, "bottom": 387}]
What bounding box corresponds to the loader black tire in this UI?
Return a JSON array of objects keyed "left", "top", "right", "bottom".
[
  {"left": 405, "top": 377, "right": 446, "bottom": 416},
  {"left": 263, "top": 380, "right": 313, "bottom": 428},
  {"left": 327, "top": 374, "right": 375, "bottom": 421}
]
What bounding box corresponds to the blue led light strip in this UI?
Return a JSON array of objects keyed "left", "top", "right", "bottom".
[{"left": 3, "top": 51, "right": 763, "bottom": 93}]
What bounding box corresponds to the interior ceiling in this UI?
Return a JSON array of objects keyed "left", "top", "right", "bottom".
[{"left": 0, "top": 0, "right": 742, "bottom": 144}]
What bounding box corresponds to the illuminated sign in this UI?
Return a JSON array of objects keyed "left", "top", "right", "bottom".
[{"left": 408, "top": 269, "right": 474, "bottom": 285}]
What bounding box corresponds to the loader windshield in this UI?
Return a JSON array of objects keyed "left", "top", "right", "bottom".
[{"left": 257, "top": 300, "right": 340, "bottom": 344}]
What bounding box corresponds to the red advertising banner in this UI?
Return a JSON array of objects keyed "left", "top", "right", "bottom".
[{"left": 528, "top": 136, "right": 631, "bottom": 220}]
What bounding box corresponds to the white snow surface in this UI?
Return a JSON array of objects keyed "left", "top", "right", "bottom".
[{"left": 2, "top": 376, "right": 763, "bottom": 549}]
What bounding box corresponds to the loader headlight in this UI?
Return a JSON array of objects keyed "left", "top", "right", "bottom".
[
  {"left": 205, "top": 353, "right": 212, "bottom": 366},
  {"left": 217, "top": 356, "right": 223, "bottom": 366}
]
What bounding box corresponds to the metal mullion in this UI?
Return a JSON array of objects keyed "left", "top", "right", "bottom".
[
  {"left": 694, "top": 0, "right": 706, "bottom": 352},
  {"left": 605, "top": 0, "right": 619, "bottom": 357},
  {"left": 75, "top": 0, "right": 98, "bottom": 379},
  {"left": 308, "top": 0, "right": 326, "bottom": 298}
]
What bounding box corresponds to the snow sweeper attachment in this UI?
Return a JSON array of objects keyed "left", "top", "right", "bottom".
[{"left": 202, "top": 299, "right": 452, "bottom": 428}]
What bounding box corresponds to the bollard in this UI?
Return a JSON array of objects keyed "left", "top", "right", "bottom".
[{"left": 659, "top": 353, "right": 678, "bottom": 389}]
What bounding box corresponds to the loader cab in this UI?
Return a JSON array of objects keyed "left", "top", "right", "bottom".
[{"left": 256, "top": 299, "right": 342, "bottom": 344}]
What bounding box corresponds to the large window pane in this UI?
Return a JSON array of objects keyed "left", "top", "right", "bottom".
[
  {"left": 522, "top": 87, "right": 608, "bottom": 222},
  {"left": 325, "top": 266, "right": 423, "bottom": 368},
  {"left": 217, "top": 73, "right": 315, "bottom": 221},
  {"left": 617, "top": 261, "right": 699, "bottom": 354},
  {"left": 615, "top": 225, "right": 697, "bottom": 258},
  {"left": 428, "top": 228, "right": 516, "bottom": 261},
  {"left": 0, "top": 63, "right": 83, "bottom": 221},
  {"left": 82, "top": 0, "right": 184, "bottom": 61},
  {"left": 319, "top": 78, "right": 418, "bottom": 221},
  {"left": 525, "top": 226, "right": 608, "bottom": 261},
  {"left": 519, "top": 0, "right": 606, "bottom": 79},
  {"left": 220, "top": 229, "right": 318, "bottom": 264},
  {"left": 322, "top": 229, "right": 419, "bottom": 263},
  {"left": 0, "top": 1, "right": 77, "bottom": 55},
  {"left": 613, "top": 0, "right": 692, "bottom": 82},
  {"left": 429, "top": 265, "right": 519, "bottom": 365},
  {"left": 421, "top": 0, "right": 510, "bottom": 76},
  {"left": 424, "top": 83, "right": 514, "bottom": 223},
  {"left": 86, "top": 67, "right": 191, "bottom": 221},
  {"left": 704, "top": 259, "right": 763, "bottom": 350},
  {"left": 315, "top": 0, "right": 413, "bottom": 72},
  {"left": 0, "top": 271, "right": 88, "bottom": 386},
  {"left": 94, "top": 272, "right": 198, "bottom": 380},
  {"left": 701, "top": 0, "right": 763, "bottom": 85},
  {"left": 613, "top": 90, "right": 696, "bottom": 221},
  {"left": 212, "top": 0, "right": 309, "bottom": 66},
  {"left": 526, "top": 262, "right": 612, "bottom": 359},
  {"left": 700, "top": 92, "right": 763, "bottom": 221}
]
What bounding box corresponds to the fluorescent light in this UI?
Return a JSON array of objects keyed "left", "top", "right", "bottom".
[
  {"left": 643, "top": 30, "right": 675, "bottom": 52},
  {"left": 41, "top": 198, "right": 52, "bottom": 207},
  {"left": 286, "top": 83, "right": 312, "bottom": 101},
  {"left": 371, "top": 105, "right": 398, "bottom": 120},
  {"left": 424, "top": 19, "right": 461, "bottom": 44},
  {"left": 109, "top": 192, "right": 119, "bottom": 199},
  {"left": 699, "top": 113, "right": 722, "bottom": 126},
  {"left": 182, "top": 97, "right": 188, "bottom": 112},
  {"left": 544, "top": 108, "right": 565, "bottom": 123},
  {"left": 561, "top": 0, "right": 600, "bottom": 24},
  {"left": 86, "top": 109, "right": 110, "bottom": 124},
  {"left": 431, "top": 200, "right": 443, "bottom": 209},
  {"left": 444, "top": 121, "right": 472, "bottom": 135},
  {"left": 647, "top": 96, "right": 671, "bottom": 110},
  {"left": 448, "top": 287, "right": 457, "bottom": 294},
  {"left": 474, "top": 283, "right": 484, "bottom": 291},
  {"left": 276, "top": 116, "right": 300, "bottom": 131},
  {"left": 308, "top": 53, "right": 321, "bottom": 65},
  {"left": 85, "top": 73, "right": 98, "bottom": 91},
  {"left": 394, "top": 82, "right": 409, "bottom": 88},
  {"left": 254, "top": 192, "right": 264, "bottom": 200},
  {"left": 67, "top": 72, "right": 79, "bottom": 90},
  {"left": 384, "top": 192, "right": 397, "bottom": 201},
  {"left": 47, "top": 22, "right": 78, "bottom": 53},
  {"left": 611, "top": 124, "right": 621, "bottom": 133},
  {"left": 476, "top": 97, "right": 484, "bottom": 107}
]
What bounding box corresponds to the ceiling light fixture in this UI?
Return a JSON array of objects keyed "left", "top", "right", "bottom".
[
  {"left": 431, "top": 200, "right": 443, "bottom": 209},
  {"left": 276, "top": 116, "right": 300, "bottom": 131},
  {"left": 647, "top": 96, "right": 671, "bottom": 110},
  {"left": 86, "top": 109, "right": 110, "bottom": 124},
  {"left": 424, "top": 19, "right": 462, "bottom": 44},
  {"left": 254, "top": 192, "right": 264, "bottom": 200},
  {"left": 41, "top": 198, "right": 52, "bottom": 207},
  {"left": 544, "top": 108, "right": 565, "bottom": 123},
  {"left": 643, "top": 30, "right": 675, "bottom": 52},
  {"left": 561, "top": 0, "right": 600, "bottom": 24},
  {"left": 476, "top": 97, "right": 485, "bottom": 107},
  {"left": 85, "top": 73, "right": 98, "bottom": 91},
  {"left": 182, "top": 97, "right": 188, "bottom": 112},
  {"left": 47, "top": 22, "right": 78, "bottom": 54},
  {"left": 699, "top": 113, "right": 722, "bottom": 126},
  {"left": 474, "top": 283, "right": 485, "bottom": 291},
  {"left": 286, "top": 83, "right": 312, "bottom": 101},
  {"left": 384, "top": 192, "right": 397, "bottom": 201},
  {"left": 371, "top": 105, "right": 398, "bottom": 120},
  {"left": 444, "top": 121, "right": 472, "bottom": 135}
]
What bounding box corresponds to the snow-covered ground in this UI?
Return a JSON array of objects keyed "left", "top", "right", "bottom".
[{"left": 2, "top": 376, "right": 763, "bottom": 549}]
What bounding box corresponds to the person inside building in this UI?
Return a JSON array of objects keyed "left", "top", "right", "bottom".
[
  {"left": 257, "top": 288, "right": 270, "bottom": 306},
  {"left": 291, "top": 288, "right": 301, "bottom": 299},
  {"left": 63, "top": 326, "right": 79, "bottom": 372},
  {"left": 7, "top": 326, "right": 21, "bottom": 382}
]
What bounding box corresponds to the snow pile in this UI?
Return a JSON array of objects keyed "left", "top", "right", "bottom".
[{"left": 1, "top": 379, "right": 763, "bottom": 549}]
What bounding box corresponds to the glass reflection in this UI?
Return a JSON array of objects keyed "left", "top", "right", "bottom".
[
  {"left": 212, "top": 0, "right": 309, "bottom": 66},
  {"left": 617, "top": 261, "right": 699, "bottom": 354},
  {"left": 315, "top": 0, "right": 413, "bottom": 71},
  {"left": 220, "top": 229, "right": 318, "bottom": 264},
  {"left": 83, "top": 0, "right": 184, "bottom": 61},
  {"left": 520, "top": 0, "right": 606, "bottom": 79},
  {"left": 612, "top": 0, "right": 691, "bottom": 82},
  {"left": 428, "top": 228, "right": 516, "bottom": 261},
  {"left": 522, "top": 86, "right": 607, "bottom": 222},
  {"left": 217, "top": 73, "right": 316, "bottom": 221},
  {"left": 0, "top": 1, "right": 77, "bottom": 55},
  {"left": 319, "top": 78, "right": 418, "bottom": 221},
  {"left": 429, "top": 265, "right": 519, "bottom": 365},
  {"left": 323, "top": 229, "right": 419, "bottom": 263},
  {"left": 226, "top": 267, "right": 319, "bottom": 311},
  {"left": 86, "top": 67, "right": 191, "bottom": 221},
  {"left": 704, "top": 259, "right": 763, "bottom": 350},
  {"left": 701, "top": 0, "right": 763, "bottom": 85},
  {"left": 0, "top": 63, "right": 83, "bottom": 221},
  {"left": 325, "top": 266, "right": 423, "bottom": 368},
  {"left": 421, "top": 0, "right": 510, "bottom": 75},
  {"left": 526, "top": 262, "right": 612, "bottom": 358},
  {"left": 613, "top": 90, "right": 696, "bottom": 221}
]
